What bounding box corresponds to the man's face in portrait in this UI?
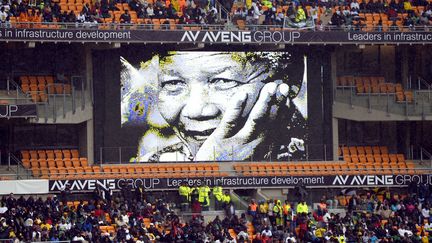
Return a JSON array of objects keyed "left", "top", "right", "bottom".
[{"left": 157, "top": 52, "right": 270, "bottom": 148}]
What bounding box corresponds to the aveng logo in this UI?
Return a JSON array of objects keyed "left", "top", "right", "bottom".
[
  {"left": 180, "top": 31, "right": 302, "bottom": 43},
  {"left": 332, "top": 175, "right": 394, "bottom": 185},
  {"left": 181, "top": 31, "right": 252, "bottom": 43}
]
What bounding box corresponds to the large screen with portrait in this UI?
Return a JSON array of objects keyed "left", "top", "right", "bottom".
[{"left": 119, "top": 51, "right": 308, "bottom": 162}]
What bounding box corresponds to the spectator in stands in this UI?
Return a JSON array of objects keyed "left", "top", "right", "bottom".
[
  {"left": 350, "top": 0, "right": 360, "bottom": 11},
  {"left": 342, "top": 6, "right": 352, "bottom": 24},
  {"left": 77, "top": 10, "right": 86, "bottom": 23},
  {"left": 66, "top": 10, "right": 76, "bottom": 22},
  {"left": 404, "top": 0, "right": 414, "bottom": 12},
  {"left": 58, "top": 10, "right": 67, "bottom": 22},
  {"left": 146, "top": 4, "right": 155, "bottom": 18},
  {"left": 51, "top": 2, "right": 60, "bottom": 17},
  {"left": 233, "top": 6, "right": 245, "bottom": 22},
  {"left": 120, "top": 9, "right": 131, "bottom": 23},
  {"left": 419, "top": 11, "right": 430, "bottom": 24},
  {"left": 42, "top": 6, "right": 53, "bottom": 22},
  {"left": 251, "top": 0, "right": 262, "bottom": 24},
  {"left": 248, "top": 199, "right": 258, "bottom": 218},
  {"left": 330, "top": 9, "right": 344, "bottom": 26},
  {"left": 82, "top": 2, "right": 91, "bottom": 15},
  {"left": 167, "top": 4, "right": 178, "bottom": 19},
  {"left": 309, "top": 3, "right": 319, "bottom": 23},
  {"left": 206, "top": 8, "right": 217, "bottom": 24},
  {"left": 0, "top": 6, "right": 8, "bottom": 26}
]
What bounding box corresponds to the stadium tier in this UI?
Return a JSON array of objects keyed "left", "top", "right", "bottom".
[{"left": 1, "top": 6, "right": 432, "bottom": 241}]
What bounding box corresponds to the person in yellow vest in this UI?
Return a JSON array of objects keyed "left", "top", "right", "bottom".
[
  {"left": 296, "top": 201, "right": 308, "bottom": 215},
  {"left": 190, "top": 183, "right": 199, "bottom": 203},
  {"left": 178, "top": 182, "right": 191, "bottom": 211},
  {"left": 283, "top": 200, "right": 292, "bottom": 227},
  {"left": 221, "top": 191, "right": 231, "bottom": 208},
  {"left": 295, "top": 5, "right": 306, "bottom": 23},
  {"left": 212, "top": 185, "right": 223, "bottom": 210},
  {"left": 198, "top": 184, "right": 211, "bottom": 210},
  {"left": 259, "top": 200, "right": 269, "bottom": 217},
  {"left": 296, "top": 201, "right": 303, "bottom": 214},
  {"left": 301, "top": 200, "right": 309, "bottom": 214},
  {"left": 273, "top": 200, "right": 283, "bottom": 226},
  {"left": 337, "top": 234, "right": 346, "bottom": 243}
]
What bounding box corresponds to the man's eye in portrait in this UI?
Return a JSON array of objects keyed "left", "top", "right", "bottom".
[
  {"left": 160, "top": 79, "right": 186, "bottom": 94},
  {"left": 209, "top": 78, "right": 243, "bottom": 91}
]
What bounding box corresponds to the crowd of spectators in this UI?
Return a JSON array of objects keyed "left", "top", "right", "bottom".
[
  {"left": 1, "top": 183, "right": 432, "bottom": 242},
  {"left": 231, "top": 0, "right": 432, "bottom": 28},
  {"left": 1, "top": 0, "right": 432, "bottom": 28},
  {"left": 0, "top": 0, "right": 220, "bottom": 26}
]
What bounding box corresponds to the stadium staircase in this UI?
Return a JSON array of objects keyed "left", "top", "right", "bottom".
[{"left": 0, "top": 75, "right": 92, "bottom": 124}]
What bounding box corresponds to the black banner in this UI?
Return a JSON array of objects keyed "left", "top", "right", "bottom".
[
  {"left": 0, "top": 104, "right": 37, "bottom": 118},
  {"left": 1, "top": 28, "right": 432, "bottom": 44},
  {"left": 48, "top": 174, "right": 432, "bottom": 192}
]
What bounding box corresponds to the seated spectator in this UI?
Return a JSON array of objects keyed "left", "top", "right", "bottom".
[
  {"left": 51, "top": 2, "right": 60, "bottom": 17},
  {"left": 66, "top": 10, "right": 77, "bottom": 22},
  {"left": 403, "top": 0, "right": 414, "bottom": 13},
  {"left": 309, "top": 3, "right": 319, "bottom": 23},
  {"left": 206, "top": 8, "right": 217, "bottom": 24},
  {"left": 342, "top": 6, "right": 352, "bottom": 24},
  {"left": 251, "top": 0, "right": 262, "bottom": 25},
  {"left": 58, "top": 10, "right": 68, "bottom": 22},
  {"left": 233, "top": 7, "right": 244, "bottom": 21},
  {"left": 146, "top": 4, "right": 155, "bottom": 18},
  {"left": 0, "top": 6, "right": 8, "bottom": 25},
  {"left": 120, "top": 9, "right": 131, "bottom": 23},
  {"left": 108, "top": 0, "right": 119, "bottom": 11},
  {"left": 419, "top": 11, "right": 430, "bottom": 24},
  {"left": 275, "top": 10, "right": 285, "bottom": 25},
  {"left": 351, "top": 0, "right": 360, "bottom": 11},
  {"left": 77, "top": 10, "right": 86, "bottom": 23},
  {"left": 330, "top": 10, "right": 344, "bottom": 26},
  {"left": 42, "top": 6, "right": 53, "bottom": 22}
]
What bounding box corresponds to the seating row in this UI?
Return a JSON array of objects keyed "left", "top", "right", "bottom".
[
  {"left": 21, "top": 149, "right": 80, "bottom": 160},
  {"left": 233, "top": 161, "right": 418, "bottom": 176},
  {"left": 340, "top": 146, "right": 389, "bottom": 156},
  {"left": 31, "top": 164, "right": 226, "bottom": 179}
]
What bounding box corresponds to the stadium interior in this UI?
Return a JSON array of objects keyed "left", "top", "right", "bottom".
[{"left": 1, "top": 2, "right": 432, "bottom": 241}]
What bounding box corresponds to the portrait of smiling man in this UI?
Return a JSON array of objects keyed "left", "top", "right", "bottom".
[{"left": 121, "top": 51, "right": 308, "bottom": 162}]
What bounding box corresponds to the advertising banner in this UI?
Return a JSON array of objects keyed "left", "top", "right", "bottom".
[
  {"left": 0, "top": 179, "right": 49, "bottom": 195},
  {"left": 48, "top": 174, "right": 432, "bottom": 192},
  {"left": 0, "top": 104, "right": 37, "bottom": 118},
  {"left": 1, "top": 28, "right": 432, "bottom": 44}
]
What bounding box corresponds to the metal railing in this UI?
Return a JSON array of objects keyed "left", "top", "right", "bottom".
[
  {"left": 98, "top": 144, "right": 335, "bottom": 164},
  {"left": 5, "top": 165, "right": 432, "bottom": 182},
  {"left": 2, "top": 21, "right": 432, "bottom": 32},
  {"left": 335, "top": 85, "right": 432, "bottom": 117},
  {"left": 5, "top": 153, "right": 32, "bottom": 180},
  {"left": 215, "top": 0, "right": 231, "bottom": 23},
  {"left": 4, "top": 79, "right": 34, "bottom": 104},
  {"left": 4, "top": 75, "right": 87, "bottom": 122}
]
